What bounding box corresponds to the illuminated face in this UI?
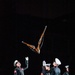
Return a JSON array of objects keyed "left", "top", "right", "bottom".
[
  {"left": 66, "top": 68, "right": 69, "bottom": 72},
  {"left": 45, "top": 66, "right": 50, "bottom": 71},
  {"left": 16, "top": 62, "right": 21, "bottom": 67},
  {"left": 53, "top": 62, "right": 57, "bottom": 66}
]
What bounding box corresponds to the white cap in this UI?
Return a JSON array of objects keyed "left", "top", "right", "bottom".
[
  {"left": 45, "top": 63, "right": 51, "bottom": 66},
  {"left": 14, "top": 60, "right": 19, "bottom": 66},
  {"left": 55, "top": 58, "right": 61, "bottom": 65},
  {"left": 65, "top": 65, "right": 69, "bottom": 68},
  {"left": 43, "top": 60, "right": 51, "bottom": 66}
]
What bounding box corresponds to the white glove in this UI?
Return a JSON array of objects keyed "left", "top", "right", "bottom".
[{"left": 25, "top": 57, "right": 29, "bottom": 61}]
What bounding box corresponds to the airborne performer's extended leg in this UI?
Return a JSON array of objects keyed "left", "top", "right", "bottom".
[
  {"left": 22, "top": 41, "right": 36, "bottom": 52},
  {"left": 22, "top": 26, "right": 47, "bottom": 54},
  {"left": 36, "top": 25, "right": 47, "bottom": 53}
]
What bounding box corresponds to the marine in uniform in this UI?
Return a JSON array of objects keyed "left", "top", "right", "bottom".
[
  {"left": 63, "top": 65, "right": 69, "bottom": 75},
  {"left": 41, "top": 60, "right": 51, "bottom": 75},
  {"left": 50, "top": 58, "right": 61, "bottom": 75},
  {"left": 14, "top": 57, "right": 29, "bottom": 75}
]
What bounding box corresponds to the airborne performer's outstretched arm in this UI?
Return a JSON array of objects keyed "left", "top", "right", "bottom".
[{"left": 22, "top": 26, "right": 47, "bottom": 54}]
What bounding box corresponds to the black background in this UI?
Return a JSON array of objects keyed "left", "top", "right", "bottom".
[{"left": 0, "top": 0, "right": 75, "bottom": 75}]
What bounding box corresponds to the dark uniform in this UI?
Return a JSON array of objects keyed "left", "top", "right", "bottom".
[
  {"left": 63, "top": 65, "right": 69, "bottom": 75},
  {"left": 42, "top": 66, "right": 50, "bottom": 75},
  {"left": 14, "top": 60, "right": 28, "bottom": 75},
  {"left": 50, "top": 67, "right": 61, "bottom": 75},
  {"left": 63, "top": 72, "right": 69, "bottom": 75}
]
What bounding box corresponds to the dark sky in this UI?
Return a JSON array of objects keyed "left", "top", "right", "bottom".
[
  {"left": 0, "top": 0, "right": 75, "bottom": 75},
  {"left": 0, "top": 0, "right": 75, "bottom": 18},
  {"left": 14, "top": 0, "right": 75, "bottom": 18}
]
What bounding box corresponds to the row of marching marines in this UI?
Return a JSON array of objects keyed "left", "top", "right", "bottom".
[{"left": 13, "top": 57, "right": 69, "bottom": 75}]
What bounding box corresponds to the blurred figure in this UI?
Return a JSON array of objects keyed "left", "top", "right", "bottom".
[
  {"left": 50, "top": 58, "right": 61, "bottom": 75},
  {"left": 14, "top": 57, "right": 29, "bottom": 75},
  {"left": 63, "top": 65, "right": 69, "bottom": 75},
  {"left": 41, "top": 60, "right": 51, "bottom": 75}
]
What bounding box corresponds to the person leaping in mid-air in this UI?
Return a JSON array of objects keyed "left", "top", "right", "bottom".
[{"left": 22, "top": 26, "right": 47, "bottom": 54}]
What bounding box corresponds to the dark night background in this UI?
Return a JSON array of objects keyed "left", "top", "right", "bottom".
[{"left": 0, "top": 0, "right": 75, "bottom": 75}]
